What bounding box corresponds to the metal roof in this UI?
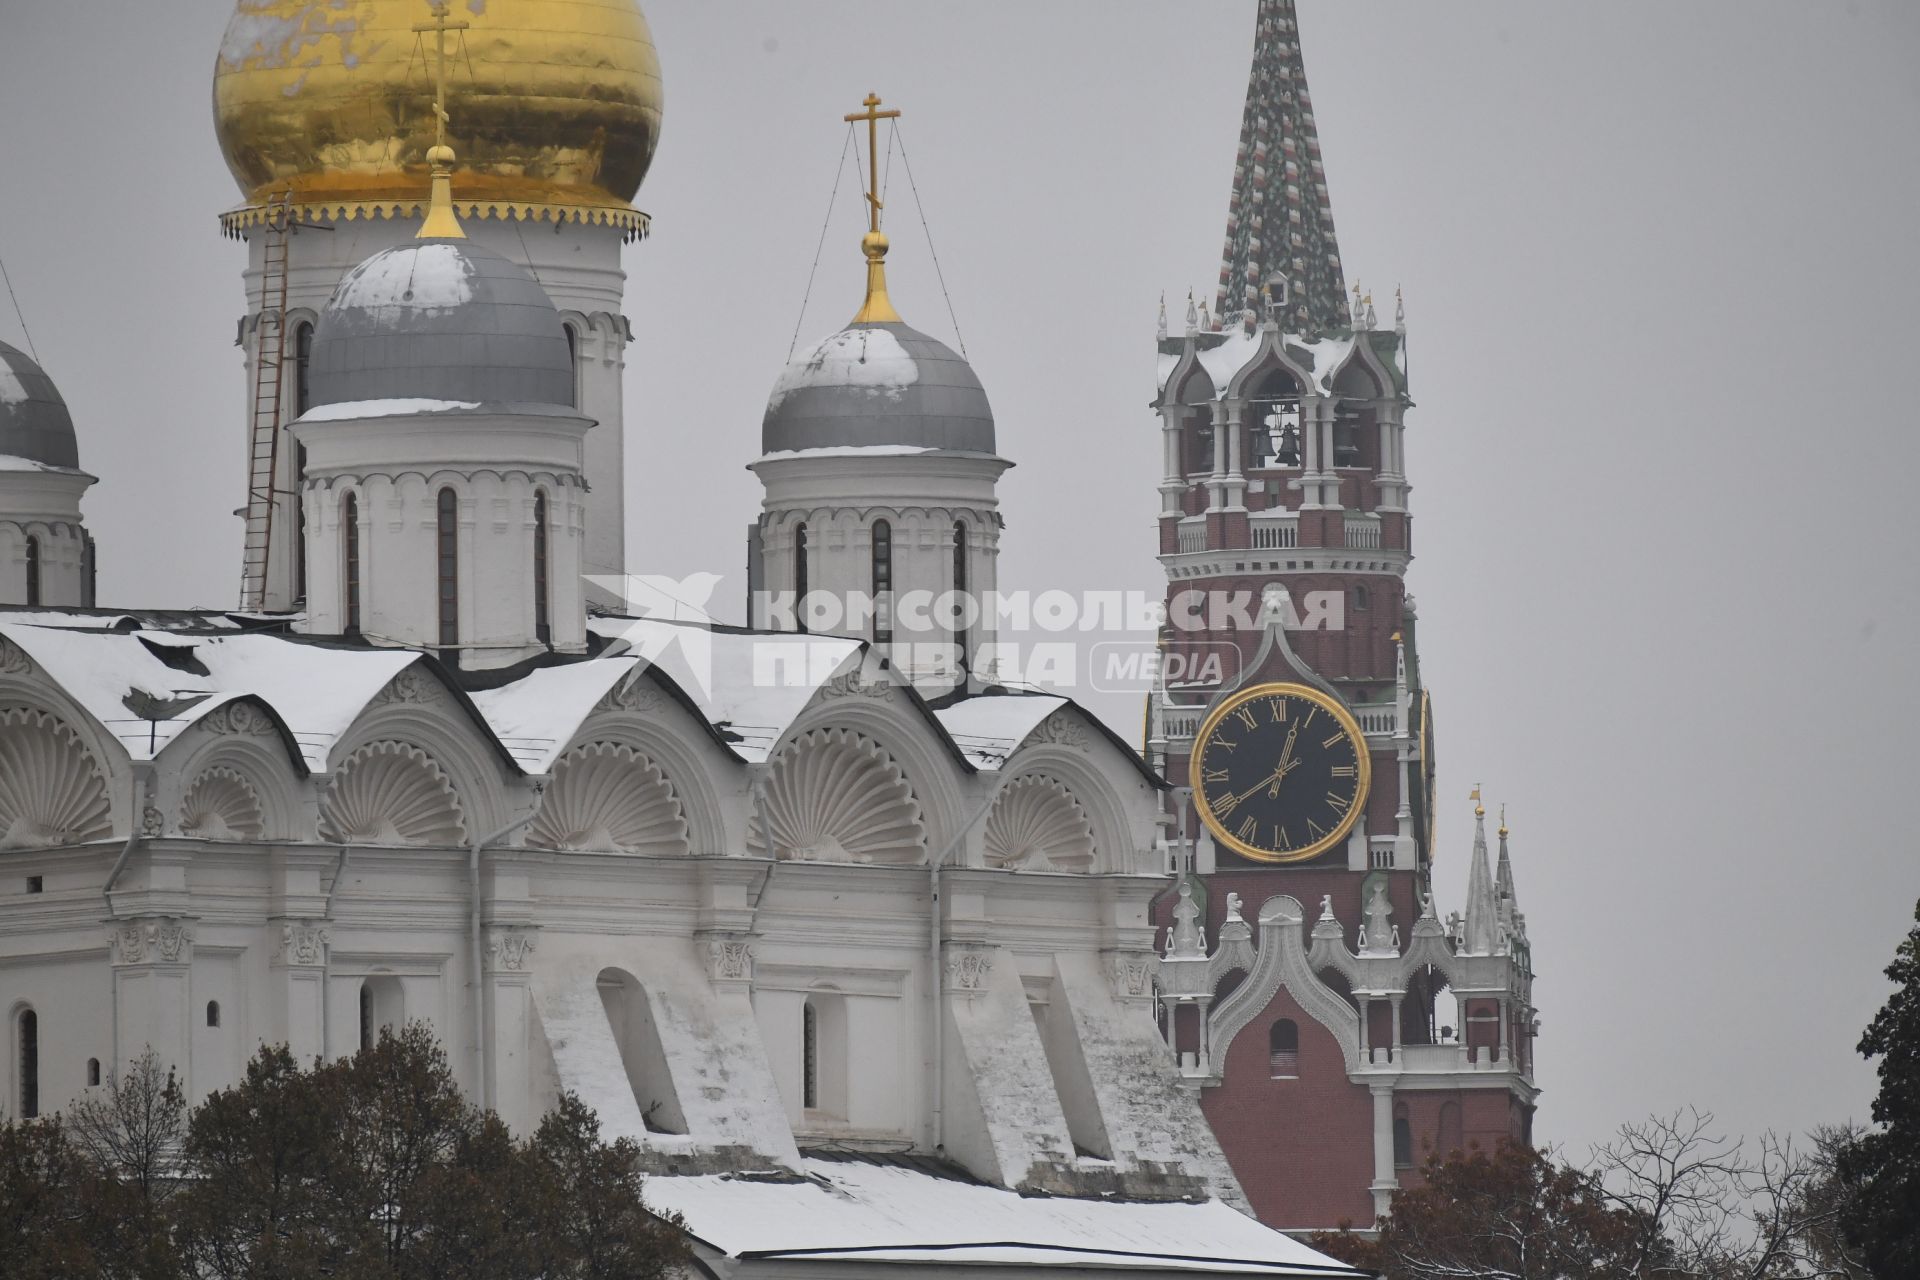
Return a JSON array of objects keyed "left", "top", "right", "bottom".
[{"left": 0, "top": 340, "right": 80, "bottom": 469}]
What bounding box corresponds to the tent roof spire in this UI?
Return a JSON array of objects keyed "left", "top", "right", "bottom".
[{"left": 1215, "top": 0, "right": 1348, "bottom": 335}]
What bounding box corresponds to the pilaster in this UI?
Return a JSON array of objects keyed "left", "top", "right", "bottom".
[{"left": 107, "top": 915, "right": 196, "bottom": 1088}]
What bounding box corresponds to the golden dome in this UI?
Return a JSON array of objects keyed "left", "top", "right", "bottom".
[{"left": 213, "top": 0, "right": 662, "bottom": 235}]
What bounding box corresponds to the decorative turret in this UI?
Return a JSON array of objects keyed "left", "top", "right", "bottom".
[
  {"left": 748, "top": 95, "right": 1010, "bottom": 692},
  {"left": 1459, "top": 789, "right": 1503, "bottom": 956},
  {"left": 0, "top": 341, "right": 95, "bottom": 607}
]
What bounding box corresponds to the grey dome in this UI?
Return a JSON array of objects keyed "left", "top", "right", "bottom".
[
  {"left": 762, "top": 322, "right": 995, "bottom": 454},
  {"left": 309, "top": 240, "right": 574, "bottom": 410},
  {"left": 0, "top": 341, "right": 80, "bottom": 470}
]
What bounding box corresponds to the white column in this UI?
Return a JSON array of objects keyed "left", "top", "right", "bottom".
[
  {"left": 1369, "top": 1083, "right": 1398, "bottom": 1220},
  {"left": 1160, "top": 407, "right": 1186, "bottom": 514},
  {"left": 1206, "top": 401, "right": 1229, "bottom": 511},
  {"left": 1224, "top": 400, "right": 1246, "bottom": 511}
]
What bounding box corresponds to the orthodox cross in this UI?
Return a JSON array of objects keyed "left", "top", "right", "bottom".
[
  {"left": 843, "top": 93, "right": 901, "bottom": 233},
  {"left": 413, "top": 1, "right": 471, "bottom": 151}
]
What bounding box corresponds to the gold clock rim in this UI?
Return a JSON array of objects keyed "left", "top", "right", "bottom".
[{"left": 1191, "top": 681, "right": 1373, "bottom": 865}]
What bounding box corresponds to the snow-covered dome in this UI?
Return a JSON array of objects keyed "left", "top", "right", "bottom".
[
  {"left": 0, "top": 340, "right": 81, "bottom": 470},
  {"left": 762, "top": 321, "right": 995, "bottom": 455},
  {"left": 308, "top": 241, "right": 574, "bottom": 410}
]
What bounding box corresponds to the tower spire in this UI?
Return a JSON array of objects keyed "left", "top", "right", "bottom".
[
  {"left": 1461, "top": 787, "right": 1501, "bottom": 955},
  {"left": 414, "top": 1, "right": 470, "bottom": 240},
  {"left": 1215, "top": 0, "right": 1348, "bottom": 335},
  {"left": 845, "top": 92, "right": 903, "bottom": 324}
]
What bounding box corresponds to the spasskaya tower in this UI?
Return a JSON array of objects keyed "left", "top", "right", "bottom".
[{"left": 1145, "top": 0, "right": 1539, "bottom": 1233}]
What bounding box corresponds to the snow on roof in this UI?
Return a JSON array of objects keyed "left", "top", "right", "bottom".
[
  {"left": 332, "top": 242, "right": 476, "bottom": 318},
  {"left": 642, "top": 1156, "right": 1362, "bottom": 1276},
  {"left": 766, "top": 326, "right": 918, "bottom": 415},
  {"left": 0, "top": 453, "right": 84, "bottom": 474},
  {"left": 0, "top": 624, "right": 417, "bottom": 767},
  {"left": 0, "top": 610, "right": 241, "bottom": 632},
  {"left": 1157, "top": 328, "right": 1390, "bottom": 399},
  {"left": 588, "top": 617, "right": 863, "bottom": 762},
  {"left": 299, "top": 398, "right": 481, "bottom": 423},
  {"left": 754, "top": 444, "right": 944, "bottom": 461},
  {"left": 931, "top": 694, "right": 1069, "bottom": 769},
  {"left": 467, "top": 657, "right": 640, "bottom": 772}
]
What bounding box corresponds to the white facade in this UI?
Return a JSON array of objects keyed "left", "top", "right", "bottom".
[
  {"left": 0, "top": 466, "right": 92, "bottom": 608},
  {"left": 236, "top": 215, "right": 633, "bottom": 610}
]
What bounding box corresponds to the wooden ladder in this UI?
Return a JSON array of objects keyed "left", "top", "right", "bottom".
[{"left": 238, "top": 192, "right": 294, "bottom": 612}]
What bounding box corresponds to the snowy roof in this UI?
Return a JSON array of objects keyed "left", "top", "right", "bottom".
[
  {"left": 762, "top": 321, "right": 996, "bottom": 455},
  {"left": 1156, "top": 327, "right": 1403, "bottom": 400},
  {"left": 467, "top": 656, "right": 640, "bottom": 772},
  {"left": 932, "top": 694, "right": 1069, "bottom": 769},
  {"left": 0, "top": 624, "right": 419, "bottom": 769},
  {"left": 643, "top": 1156, "right": 1363, "bottom": 1276}
]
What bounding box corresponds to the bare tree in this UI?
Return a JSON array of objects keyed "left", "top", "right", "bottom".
[
  {"left": 65, "top": 1047, "right": 186, "bottom": 1214},
  {"left": 1591, "top": 1109, "right": 1870, "bottom": 1280}
]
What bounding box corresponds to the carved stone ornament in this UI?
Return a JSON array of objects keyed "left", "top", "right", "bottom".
[
  {"left": 1021, "top": 712, "right": 1089, "bottom": 752},
  {"left": 594, "top": 676, "right": 661, "bottom": 715},
  {"left": 526, "top": 742, "right": 688, "bottom": 855},
  {"left": 946, "top": 948, "right": 993, "bottom": 993},
  {"left": 819, "top": 670, "right": 892, "bottom": 701},
  {"left": 372, "top": 666, "right": 442, "bottom": 707},
  {"left": 276, "top": 921, "right": 331, "bottom": 967},
  {"left": 486, "top": 928, "right": 536, "bottom": 973},
  {"left": 0, "top": 707, "right": 112, "bottom": 850},
  {"left": 320, "top": 741, "right": 466, "bottom": 846},
  {"left": 108, "top": 917, "right": 194, "bottom": 966},
  {"left": 748, "top": 728, "right": 925, "bottom": 865},
  {"left": 0, "top": 638, "right": 32, "bottom": 676},
  {"left": 179, "top": 767, "right": 267, "bottom": 841},
  {"left": 703, "top": 935, "right": 754, "bottom": 983},
  {"left": 1111, "top": 952, "right": 1156, "bottom": 999},
  {"left": 200, "top": 700, "right": 277, "bottom": 738}
]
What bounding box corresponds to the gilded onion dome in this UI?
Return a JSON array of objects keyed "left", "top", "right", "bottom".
[{"left": 213, "top": 0, "right": 663, "bottom": 236}]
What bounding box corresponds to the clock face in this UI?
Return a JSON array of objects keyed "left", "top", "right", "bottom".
[{"left": 1192, "top": 682, "right": 1372, "bottom": 863}]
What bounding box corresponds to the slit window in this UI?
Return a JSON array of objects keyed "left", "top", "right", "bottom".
[
  {"left": 206, "top": 1000, "right": 221, "bottom": 1028},
  {"left": 802, "top": 1000, "right": 819, "bottom": 1111},
  {"left": 952, "top": 521, "right": 969, "bottom": 670},
  {"left": 23, "top": 536, "right": 39, "bottom": 607},
  {"left": 794, "top": 522, "right": 809, "bottom": 633},
  {"left": 343, "top": 493, "right": 361, "bottom": 634},
  {"left": 871, "top": 519, "right": 893, "bottom": 644},
  {"left": 436, "top": 488, "right": 458, "bottom": 660},
  {"left": 533, "top": 492, "right": 551, "bottom": 645},
  {"left": 86, "top": 1057, "right": 100, "bottom": 1088},
  {"left": 1268, "top": 1018, "right": 1300, "bottom": 1077},
  {"left": 16, "top": 1008, "right": 37, "bottom": 1119}
]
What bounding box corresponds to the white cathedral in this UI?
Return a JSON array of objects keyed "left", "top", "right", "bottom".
[{"left": 0, "top": 2, "right": 1359, "bottom": 1275}]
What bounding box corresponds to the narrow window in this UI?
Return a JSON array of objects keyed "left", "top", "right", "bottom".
[
  {"left": 1353, "top": 583, "right": 1371, "bottom": 611},
  {"left": 295, "top": 444, "right": 309, "bottom": 603},
  {"left": 86, "top": 1058, "right": 100, "bottom": 1088},
  {"left": 16, "top": 1008, "right": 37, "bottom": 1118},
  {"left": 793, "top": 522, "right": 809, "bottom": 633},
  {"left": 436, "top": 488, "right": 459, "bottom": 661},
  {"left": 564, "top": 325, "right": 580, "bottom": 409},
  {"left": 1393, "top": 1113, "right": 1414, "bottom": 1167},
  {"left": 23, "top": 536, "right": 39, "bottom": 607},
  {"left": 25, "top": 876, "right": 42, "bottom": 894},
  {"left": 359, "top": 983, "right": 373, "bottom": 1052},
  {"left": 206, "top": 1001, "right": 221, "bottom": 1029},
  {"left": 1268, "top": 1018, "right": 1300, "bottom": 1078},
  {"left": 83, "top": 535, "right": 95, "bottom": 608},
  {"left": 871, "top": 519, "right": 893, "bottom": 645},
  {"left": 343, "top": 493, "right": 361, "bottom": 634},
  {"left": 293, "top": 322, "right": 314, "bottom": 417},
  {"left": 533, "top": 492, "right": 551, "bottom": 646},
  {"left": 801, "top": 1000, "right": 819, "bottom": 1111},
  {"left": 951, "top": 521, "right": 969, "bottom": 672}
]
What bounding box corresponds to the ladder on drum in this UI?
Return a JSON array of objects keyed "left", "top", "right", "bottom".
[{"left": 238, "top": 192, "right": 294, "bottom": 612}]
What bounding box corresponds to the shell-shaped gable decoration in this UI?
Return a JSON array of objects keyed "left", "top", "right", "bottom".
[
  {"left": 749, "top": 728, "right": 925, "bottom": 865},
  {"left": 320, "top": 741, "right": 465, "bottom": 847},
  {"left": 983, "top": 775, "right": 1096, "bottom": 872},
  {"left": 526, "top": 743, "right": 688, "bottom": 855},
  {"left": 0, "top": 708, "right": 112, "bottom": 849},
  {"left": 178, "top": 767, "right": 266, "bottom": 841}
]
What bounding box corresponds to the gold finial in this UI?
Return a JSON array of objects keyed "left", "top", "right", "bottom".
[
  {"left": 1498, "top": 804, "right": 1508, "bottom": 838},
  {"left": 414, "top": 1, "right": 471, "bottom": 240},
  {"left": 1470, "top": 783, "right": 1484, "bottom": 818},
  {"left": 844, "top": 92, "right": 903, "bottom": 324}
]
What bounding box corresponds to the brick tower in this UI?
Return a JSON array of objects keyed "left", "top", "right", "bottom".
[{"left": 1146, "top": 0, "right": 1538, "bottom": 1233}]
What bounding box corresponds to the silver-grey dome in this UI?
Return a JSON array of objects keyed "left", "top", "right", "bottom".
[
  {"left": 762, "top": 322, "right": 994, "bottom": 454},
  {"left": 0, "top": 340, "right": 80, "bottom": 470},
  {"left": 308, "top": 240, "right": 574, "bottom": 410}
]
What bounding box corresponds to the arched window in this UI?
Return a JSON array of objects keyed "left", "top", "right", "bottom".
[
  {"left": 1393, "top": 1111, "right": 1414, "bottom": 1168},
  {"left": 951, "top": 521, "right": 969, "bottom": 672},
  {"left": 23, "top": 535, "right": 39, "bottom": 607},
  {"left": 801, "top": 1000, "right": 819, "bottom": 1111},
  {"left": 436, "top": 488, "right": 459, "bottom": 662},
  {"left": 206, "top": 1001, "right": 221, "bottom": 1028},
  {"left": 359, "top": 976, "right": 402, "bottom": 1052},
  {"left": 793, "top": 522, "right": 809, "bottom": 633},
  {"left": 293, "top": 322, "right": 314, "bottom": 417},
  {"left": 533, "top": 492, "right": 551, "bottom": 646},
  {"left": 1353, "top": 583, "right": 1371, "bottom": 611},
  {"left": 563, "top": 325, "right": 580, "bottom": 409},
  {"left": 86, "top": 1057, "right": 100, "bottom": 1088},
  {"left": 343, "top": 493, "right": 361, "bottom": 635},
  {"left": 1268, "top": 1018, "right": 1300, "bottom": 1078},
  {"left": 15, "top": 1008, "right": 37, "bottom": 1118},
  {"left": 870, "top": 519, "right": 893, "bottom": 645}
]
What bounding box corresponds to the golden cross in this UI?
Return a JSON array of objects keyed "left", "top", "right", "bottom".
[
  {"left": 413, "top": 1, "right": 471, "bottom": 151},
  {"left": 843, "top": 93, "right": 901, "bottom": 233}
]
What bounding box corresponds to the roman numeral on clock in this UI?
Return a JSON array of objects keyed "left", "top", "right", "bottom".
[
  {"left": 1326, "top": 791, "right": 1351, "bottom": 813},
  {"left": 1237, "top": 817, "right": 1258, "bottom": 842},
  {"left": 1203, "top": 768, "right": 1228, "bottom": 783},
  {"left": 1234, "top": 706, "right": 1258, "bottom": 731}
]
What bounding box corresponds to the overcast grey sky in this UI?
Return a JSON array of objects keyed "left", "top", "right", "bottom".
[{"left": 1, "top": 1, "right": 1916, "bottom": 1159}]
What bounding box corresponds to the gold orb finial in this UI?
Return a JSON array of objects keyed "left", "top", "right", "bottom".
[
  {"left": 1470, "top": 783, "right": 1484, "bottom": 818},
  {"left": 1498, "top": 804, "right": 1508, "bottom": 838}
]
